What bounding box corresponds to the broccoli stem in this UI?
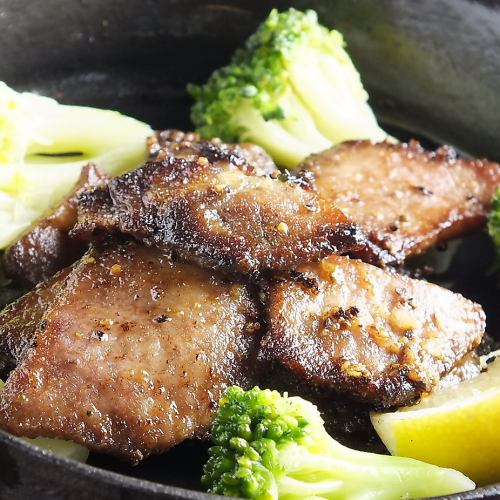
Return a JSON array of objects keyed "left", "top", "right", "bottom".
[
  {"left": 277, "top": 443, "right": 472, "bottom": 500},
  {"left": 17, "top": 99, "right": 148, "bottom": 172},
  {"left": 232, "top": 104, "right": 318, "bottom": 168},
  {"left": 288, "top": 50, "right": 384, "bottom": 145},
  {"left": 232, "top": 97, "right": 333, "bottom": 168},
  {"left": 0, "top": 82, "right": 153, "bottom": 248},
  {"left": 203, "top": 387, "right": 475, "bottom": 500}
]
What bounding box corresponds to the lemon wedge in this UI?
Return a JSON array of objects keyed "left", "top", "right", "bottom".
[{"left": 371, "top": 356, "right": 500, "bottom": 486}]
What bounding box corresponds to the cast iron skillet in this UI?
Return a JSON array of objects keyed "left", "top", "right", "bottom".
[{"left": 0, "top": 0, "right": 500, "bottom": 498}]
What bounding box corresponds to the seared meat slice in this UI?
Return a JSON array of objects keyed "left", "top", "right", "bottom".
[
  {"left": 300, "top": 141, "right": 500, "bottom": 265},
  {"left": 3, "top": 164, "right": 107, "bottom": 286},
  {"left": 261, "top": 255, "right": 485, "bottom": 408},
  {"left": 0, "top": 268, "right": 70, "bottom": 377},
  {"left": 148, "top": 129, "right": 277, "bottom": 176},
  {"left": 72, "top": 141, "right": 362, "bottom": 275},
  {"left": 0, "top": 242, "right": 262, "bottom": 462}
]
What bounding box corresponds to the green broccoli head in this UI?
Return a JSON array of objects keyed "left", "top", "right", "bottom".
[
  {"left": 0, "top": 81, "right": 153, "bottom": 248},
  {"left": 202, "top": 386, "right": 315, "bottom": 498},
  {"left": 202, "top": 386, "right": 474, "bottom": 500},
  {"left": 488, "top": 189, "right": 500, "bottom": 266},
  {"left": 188, "top": 8, "right": 386, "bottom": 168}
]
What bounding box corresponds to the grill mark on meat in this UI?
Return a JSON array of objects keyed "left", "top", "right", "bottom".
[
  {"left": 300, "top": 140, "right": 500, "bottom": 265},
  {"left": 0, "top": 242, "right": 262, "bottom": 462},
  {"left": 261, "top": 255, "right": 485, "bottom": 408},
  {"left": 3, "top": 164, "right": 108, "bottom": 286},
  {"left": 71, "top": 141, "right": 363, "bottom": 275}
]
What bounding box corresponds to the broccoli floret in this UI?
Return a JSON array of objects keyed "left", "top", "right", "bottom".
[
  {"left": 488, "top": 189, "right": 500, "bottom": 267},
  {"left": 188, "top": 8, "right": 386, "bottom": 168},
  {"left": 202, "top": 386, "right": 474, "bottom": 499},
  {"left": 0, "top": 81, "right": 152, "bottom": 248}
]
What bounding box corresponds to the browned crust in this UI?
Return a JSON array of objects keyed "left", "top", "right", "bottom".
[
  {"left": 72, "top": 141, "right": 363, "bottom": 275},
  {"left": 262, "top": 278, "right": 417, "bottom": 407},
  {"left": 148, "top": 129, "right": 277, "bottom": 176},
  {"left": 0, "top": 242, "right": 264, "bottom": 462},
  {"left": 301, "top": 140, "right": 500, "bottom": 265},
  {"left": 261, "top": 256, "right": 485, "bottom": 408},
  {"left": 316, "top": 139, "right": 500, "bottom": 191}
]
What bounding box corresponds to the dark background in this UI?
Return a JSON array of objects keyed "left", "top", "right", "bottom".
[{"left": 1, "top": 0, "right": 500, "bottom": 160}]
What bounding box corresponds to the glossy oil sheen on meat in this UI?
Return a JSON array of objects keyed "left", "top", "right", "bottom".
[
  {"left": 262, "top": 255, "right": 485, "bottom": 407},
  {"left": 300, "top": 141, "right": 500, "bottom": 264},
  {"left": 0, "top": 242, "right": 262, "bottom": 462},
  {"left": 72, "top": 140, "right": 362, "bottom": 274}
]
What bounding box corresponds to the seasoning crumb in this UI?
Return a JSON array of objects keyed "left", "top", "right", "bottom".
[
  {"left": 197, "top": 156, "right": 209, "bottom": 167},
  {"left": 99, "top": 318, "right": 114, "bottom": 329},
  {"left": 213, "top": 183, "right": 226, "bottom": 193},
  {"left": 276, "top": 222, "right": 289, "bottom": 235},
  {"left": 341, "top": 360, "right": 368, "bottom": 378},
  {"left": 110, "top": 264, "right": 122, "bottom": 276},
  {"left": 83, "top": 256, "right": 96, "bottom": 265}
]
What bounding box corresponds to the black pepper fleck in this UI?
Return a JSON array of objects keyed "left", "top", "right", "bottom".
[
  {"left": 92, "top": 330, "right": 105, "bottom": 340},
  {"left": 153, "top": 314, "right": 169, "bottom": 323},
  {"left": 413, "top": 185, "right": 434, "bottom": 196}
]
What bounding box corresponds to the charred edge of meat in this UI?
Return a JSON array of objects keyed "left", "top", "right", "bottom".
[
  {"left": 260, "top": 329, "right": 422, "bottom": 409},
  {"left": 71, "top": 184, "right": 118, "bottom": 240},
  {"left": 74, "top": 151, "right": 365, "bottom": 275},
  {"left": 148, "top": 129, "right": 202, "bottom": 157},
  {"left": 289, "top": 270, "right": 320, "bottom": 294},
  {"left": 148, "top": 130, "right": 277, "bottom": 177},
  {"left": 3, "top": 229, "right": 85, "bottom": 287},
  {"left": 146, "top": 137, "right": 259, "bottom": 176},
  {"left": 145, "top": 203, "right": 364, "bottom": 275},
  {"left": 348, "top": 239, "right": 401, "bottom": 268},
  {"left": 0, "top": 266, "right": 72, "bottom": 377},
  {"left": 306, "top": 139, "right": 500, "bottom": 176}
]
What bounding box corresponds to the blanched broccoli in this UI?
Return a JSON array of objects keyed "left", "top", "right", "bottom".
[
  {"left": 0, "top": 81, "right": 152, "bottom": 248},
  {"left": 488, "top": 189, "right": 500, "bottom": 267},
  {"left": 202, "top": 386, "right": 474, "bottom": 499},
  {"left": 188, "top": 8, "right": 386, "bottom": 168}
]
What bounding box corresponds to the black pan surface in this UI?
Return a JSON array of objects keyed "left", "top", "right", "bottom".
[{"left": 0, "top": 1, "right": 500, "bottom": 498}]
